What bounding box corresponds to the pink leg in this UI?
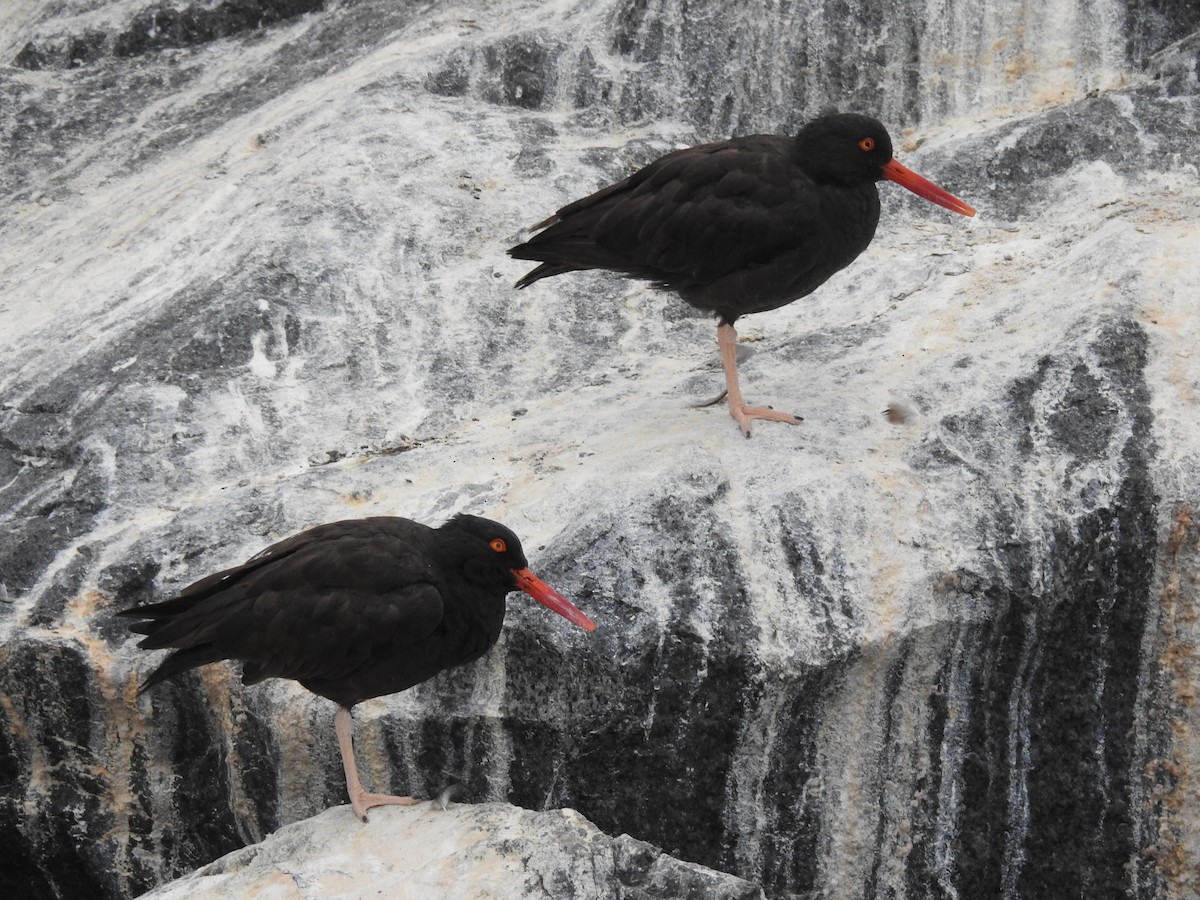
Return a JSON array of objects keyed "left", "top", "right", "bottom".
[
  {"left": 335, "top": 705, "right": 420, "bottom": 822},
  {"left": 717, "top": 323, "right": 801, "bottom": 437}
]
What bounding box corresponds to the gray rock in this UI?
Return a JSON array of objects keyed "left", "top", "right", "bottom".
[
  {"left": 2, "top": 1, "right": 1199, "bottom": 900},
  {"left": 139, "top": 803, "right": 764, "bottom": 899}
]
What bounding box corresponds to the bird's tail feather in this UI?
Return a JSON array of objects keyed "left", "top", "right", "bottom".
[
  {"left": 134, "top": 645, "right": 226, "bottom": 695},
  {"left": 512, "top": 261, "right": 581, "bottom": 288},
  {"left": 120, "top": 590, "right": 251, "bottom": 658}
]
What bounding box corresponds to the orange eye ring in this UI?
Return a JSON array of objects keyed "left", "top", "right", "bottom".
[
  {"left": 489, "top": 538, "right": 507, "bottom": 553},
  {"left": 858, "top": 137, "right": 875, "bottom": 152}
]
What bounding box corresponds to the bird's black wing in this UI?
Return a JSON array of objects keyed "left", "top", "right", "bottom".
[
  {"left": 509, "top": 136, "right": 838, "bottom": 307},
  {"left": 120, "top": 519, "right": 446, "bottom": 692},
  {"left": 119, "top": 519, "right": 403, "bottom": 623}
]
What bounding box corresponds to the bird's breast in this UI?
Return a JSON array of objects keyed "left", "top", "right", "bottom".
[{"left": 438, "top": 589, "right": 507, "bottom": 667}]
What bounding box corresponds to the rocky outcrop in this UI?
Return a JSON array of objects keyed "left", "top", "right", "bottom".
[
  {"left": 137, "top": 804, "right": 764, "bottom": 899},
  {"left": 2, "top": 2, "right": 1199, "bottom": 899}
]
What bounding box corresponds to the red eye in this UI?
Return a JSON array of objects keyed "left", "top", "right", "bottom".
[
  {"left": 489, "top": 538, "right": 507, "bottom": 553},
  {"left": 859, "top": 137, "right": 875, "bottom": 151}
]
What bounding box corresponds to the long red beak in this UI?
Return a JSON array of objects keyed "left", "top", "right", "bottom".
[
  {"left": 513, "top": 568, "right": 597, "bottom": 632},
  {"left": 882, "top": 159, "right": 976, "bottom": 217}
]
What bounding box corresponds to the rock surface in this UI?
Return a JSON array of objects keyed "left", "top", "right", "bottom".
[
  {"left": 2, "top": 1, "right": 1200, "bottom": 899},
  {"left": 139, "top": 803, "right": 763, "bottom": 900}
]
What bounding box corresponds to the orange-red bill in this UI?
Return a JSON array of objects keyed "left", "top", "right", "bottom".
[
  {"left": 513, "top": 568, "right": 597, "bottom": 632},
  {"left": 882, "top": 159, "right": 976, "bottom": 217}
]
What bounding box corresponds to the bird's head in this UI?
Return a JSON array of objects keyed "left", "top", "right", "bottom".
[
  {"left": 797, "top": 113, "right": 975, "bottom": 216},
  {"left": 448, "top": 514, "right": 596, "bottom": 631}
]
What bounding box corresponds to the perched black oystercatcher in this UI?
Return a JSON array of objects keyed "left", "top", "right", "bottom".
[
  {"left": 510, "top": 112, "right": 975, "bottom": 436},
  {"left": 119, "top": 514, "right": 596, "bottom": 822}
]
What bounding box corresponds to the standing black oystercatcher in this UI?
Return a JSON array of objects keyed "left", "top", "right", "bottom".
[
  {"left": 509, "top": 112, "right": 975, "bottom": 436},
  {"left": 118, "top": 514, "right": 596, "bottom": 822}
]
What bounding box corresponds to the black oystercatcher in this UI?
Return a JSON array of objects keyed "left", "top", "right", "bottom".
[
  {"left": 509, "top": 113, "right": 975, "bottom": 436},
  {"left": 119, "top": 514, "right": 595, "bottom": 822}
]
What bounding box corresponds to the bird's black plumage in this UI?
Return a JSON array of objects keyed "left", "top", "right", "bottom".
[
  {"left": 121, "top": 515, "right": 573, "bottom": 708},
  {"left": 510, "top": 116, "right": 896, "bottom": 322},
  {"left": 509, "top": 113, "right": 974, "bottom": 435},
  {"left": 119, "top": 513, "right": 595, "bottom": 820}
]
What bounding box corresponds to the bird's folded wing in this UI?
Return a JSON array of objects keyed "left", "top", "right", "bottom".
[
  {"left": 519, "top": 140, "right": 827, "bottom": 290},
  {"left": 232, "top": 581, "right": 446, "bottom": 685}
]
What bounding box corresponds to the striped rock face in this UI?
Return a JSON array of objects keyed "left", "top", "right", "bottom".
[{"left": 2, "top": 2, "right": 1199, "bottom": 900}]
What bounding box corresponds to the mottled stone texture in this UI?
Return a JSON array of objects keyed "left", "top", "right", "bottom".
[
  {"left": 2, "top": 1, "right": 1199, "bottom": 899},
  {"left": 139, "top": 804, "right": 766, "bottom": 899},
  {"left": 13, "top": 0, "right": 328, "bottom": 69}
]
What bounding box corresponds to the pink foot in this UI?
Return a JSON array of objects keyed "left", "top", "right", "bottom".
[
  {"left": 729, "top": 402, "right": 802, "bottom": 438},
  {"left": 335, "top": 706, "right": 423, "bottom": 823},
  {"left": 715, "top": 322, "right": 803, "bottom": 437},
  {"left": 350, "top": 788, "right": 421, "bottom": 823}
]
